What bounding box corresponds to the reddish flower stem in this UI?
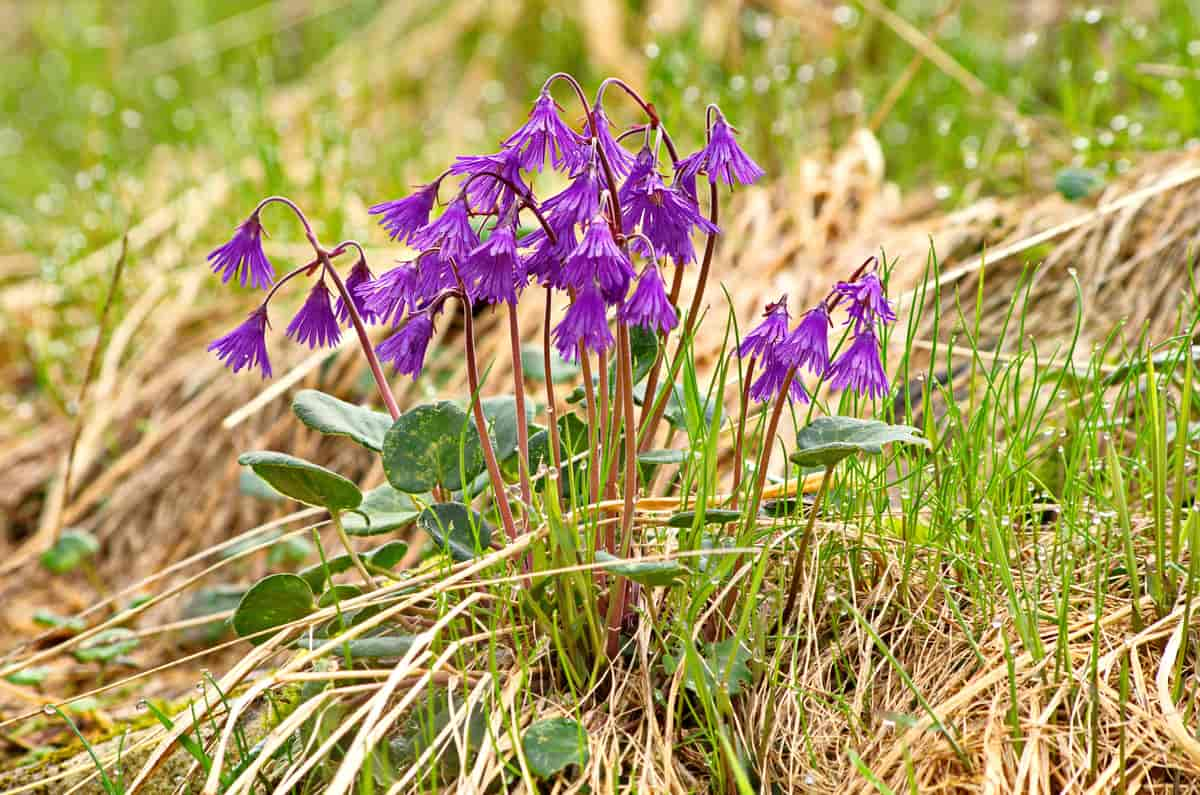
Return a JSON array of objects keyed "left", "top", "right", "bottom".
[
  {"left": 604, "top": 323, "right": 640, "bottom": 658},
  {"left": 508, "top": 304, "right": 533, "bottom": 529},
  {"left": 743, "top": 366, "right": 797, "bottom": 524},
  {"left": 729, "top": 356, "right": 757, "bottom": 509},
  {"left": 543, "top": 288, "right": 563, "bottom": 476}
]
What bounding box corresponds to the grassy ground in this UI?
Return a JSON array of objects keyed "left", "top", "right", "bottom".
[{"left": 2, "top": 1, "right": 1200, "bottom": 792}]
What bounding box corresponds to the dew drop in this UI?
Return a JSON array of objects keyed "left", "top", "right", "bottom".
[
  {"left": 136, "top": 699, "right": 148, "bottom": 711},
  {"left": 43, "top": 704, "right": 57, "bottom": 715}
]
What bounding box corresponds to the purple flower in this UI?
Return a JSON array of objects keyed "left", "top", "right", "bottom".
[
  {"left": 828, "top": 328, "right": 889, "bottom": 399},
  {"left": 677, "top": 112, "right": 764, "bottom": 187},
  {"left": 553, "top": 285, "right": 614, "bottom": 362},
  {"left": 738, "top": 297, "right": 790, "bottom": 359},
  {"left": 208, "top": 306, "right": 272, "bottom": 378},
  {"left": 835, "top": 272, "right": 896, "bottom": 329},
  {"left": 562, "top": 218, "right": 635, "bottom": 303},
  {"left": 286, "top": 280, "right": 342, "bottom": 349},
  {"left": 622, "top": 175, "right": 718, "bottom": 266},
  {"left": 582, "top": 105, "right": 635, "bottom": 178},
  {"left": 208, "top": 215, "right": 274, "bottom": 290},
  {"left": 336, "top": 257, "right": 378, "bottom": 325},
  {"left": 368, "top": 182, "right": 439, "bottom": 245},
  {"left": 377, "top": 311, "right": 435, "bottom": 379},
  {"left": 358, "top": 263, "right": 416, "bottom": 326},
  {"left": 523, "top": 219, "right": 576, "bottom": 289},
  {"left": 410, "top": 251, "right": 457, "bottom": 305},
  {"left": 409, "top": 199, "right": 478, "bottom": 262},
  {"left": 778, "top": 303, "right": 830, "bottom": 376},
  {"left": 540, "top": 153, "right": 602, "bottom": 226},
  {"left": 461, "top": 222, "right": 524, "bottom": 305},
  {"left": 449, "top": 150, "right": 528, "bottom": 213},
  {"left": 619, "top": 265, "right": 677, "bottom": 334},
  {"left": 503, "top": 90, "right": 585, "bottom": 172},
  {"left": 749, "top": 350, "right": 808, "bottom": 404}
]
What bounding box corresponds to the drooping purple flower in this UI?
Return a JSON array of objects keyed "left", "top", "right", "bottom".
[
  {"left": 503, "top": 90, "right": 585, "bottom": 172},
  {"left": 410, "top": 251, "right": 457, "bottom": 306},
  {"left": 461, "top": 222, "right": 524, "bottom": 305},
  {"left": 623, "top": 175, "right": 719, "bottom": 266},
  {"left": 409, "top": 199, "right": 479, "bottom": 262},
  {"left": 582, "top": 105, "right": 635, "bottom": 178},
  {"left": 208, "top": 305, "right": 272, "bottom": 378},
  {"left": 336, "top": 257, "right": 378, "bottom": 325},
  {"left": 777, "top": 303, "right": 830, "bottom": 376},
  {"left": 286, "top": 280, "right": 342, "bottom": 349},
  {"left": 677, "top": 112, "right": 764, "bottom": 187},
  {"left": 619, "top": 265, "right": 677, "bottom": 335},
  {"left": 553, "top": 285, "right": 614, "bottom": 362},
  {"left": 368, "top": 182, "right": 439, "bottom": 245},
  {"left": 562, "top": 218, "right": 635, "bottom": 303},
  {"left": 208, "top": 215, "right": 274, "bottom": 290},
  {"left": 540, "top": 152, "right": 602, "bottom": 226},
  {"left": 749, "top": 349, "right": 808, "bottom": 404},
  {"left": 835, "top": 272, "right": 896, "bottom": 329},
  {"left": 449, "top": 149, "right": 528, "bottom": 213},
  {"left": 377, "top": 311, "right": 435, "bottom": 379},
  {"left": 828, "top": 328, "right": 889, "bottom": 399},
  {"left": 523, "top": 218, "right": 576, "bottom": 289},
  {"left": 358, "top": 263, "right": 416, "bottom": 326},
  {"left": 738, "top": 297, "right": 790, "bottom": 360}
]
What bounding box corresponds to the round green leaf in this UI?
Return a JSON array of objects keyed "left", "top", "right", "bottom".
[
  {"left": 522, "top": 717, "right": 589, "bottom": 779},
  {"left": 292, "top": 389, "right": 393, "bottom": 452},
  {"left": 317, "top": 584, "right": 361, "bottom": 607},
  {"left": 595, "top": 551, "right": 688, "bottom": 588},
  {"left": 74, "top": 628, "right": 139, "bottom": 663},
  {"left": 627, "top": 324, "right": 660, "bottom": 385},
  {"left": 521, "top": 345, "right": 580, "bottom": 383},
  {"left": 383, "top": 401, "right": 485, "bottom": 493},
  {"left": 666, "top": 508, "right": 742, "bottom": 528},
  {"left": 33, "top": 610, "right": 85, "bottom": 633},
  {"left": 294, "top": 634, "right": 416, "bottom": 659},
  {"left": 789, "top": 416, "right": 931, "bottom": 469},
  {"left": 232, "top": 573, "right": 316, "bottom": 644},
  {"left": 342, "top": 485, "right": 424, "bottom": 536},
  {"left": 40, "top": 529, "right": 99, "bottom": 574},
  {"left": 6, "top": 667, "right": 49, "bottom": 687},
  {"left": 417, "top": 502, "right": 493, "bottom": 561},
  {"left": 368, "top": 540, "right": 410, "bottom": 570},
  {"left": 239, "top": 469, "right": 285, "bottom": 502},
  {"left": 1055, "top": 166, "right": 1103, "bottom": 201},
  {"left": 237, "top": 451, "right": 362, "bottom": 512},
  {"left": 483, "top": 396, "right": 535, "bottom": 461}
]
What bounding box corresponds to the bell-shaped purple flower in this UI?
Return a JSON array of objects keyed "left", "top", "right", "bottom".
[
  {"left": 368, "top": 182, "right": 439, "bottom": 245},
  {"left": 738, "top": 297, "right": 790, "bottom": 360},
  {"left": 778, "top": 303, "right": 830, "bottom": 376},
  {"left": 410, "top": 251, "right": 457, "bottom": 306},
  {"left": 623, "top": 174, "right": 719, "bottom": 266},
  {"left": 208, "top": 215, "right": 274, "bottom": 290},
  {"left": 523, "top": 218, "right": 576, "bottom": 289},
  {"left": 540, "top": 152, "right": 602, "bottom": 227},
  {"left": 449, "top": 149, "right": 528, "bottom": 213},
  {"left": 835, "top": 272, "right": 896, "bottom": 329},
  {"left": 409, "top": 199, "right": 478, "bottom": 262},
  {"left": 286, "top": 280, "right": 342, "bottom": 349},
  {"left": 359, "top": 263, "right": 416, "bottom": 326},
  {"left": 582, "top": 105, "right": 635, "bottom": 178},
  {"left": 749, "top": 349, "right": 808, "bottom": 404},
  {"left": 619, "top": 265, "right": 677, "bottom": 335},
  {"left": 503, "top": 90, "right": 585, "bottom": 172},
  {"left": 553, "top": 286, "right": 614, "bottom": 362},
  {"left": 336, "top": 257, "right": 378, "bottom": 325},
  {"left": 461, "top": 222, "right": 524, "bottom": 305},
  {"left": 208, "top": 305, "right": 272, "bottom": 378},
  {"left": 377, "top": 310, "right": 435, "bottom": 379},
  {"left": 828, "top": 327, "right": 889, "bottom": 399},
  {"left": 562, "top": 218, "right": 635, "bottom": 303},
  {"left": 677, "top": 112, "right": 764, "bottom": 187}
]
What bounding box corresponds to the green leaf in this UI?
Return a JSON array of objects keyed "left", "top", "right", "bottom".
[
  {"left": 627, "top": 325, "right": 660, "bottom": 385},
  {"left": 483, "top": 395, "right": 535, "bottom": 461},
  {"left": 1104, "top": 345, "right": 1200, "bottom": 386},
  {"left": 1055, "top": 166, "right": 1103, "bottom": 201},
  {"left": 73, "top": 628, "right": 139, "bottom": 663},
  {"left": 595, "top": 551, "right": 688, "bottom": 587},
  {"left": 5, "top": 667, "right": 49, "bottom": 687},
  {"left": 294, "top": 634, "right": 416, "bottom": 659},
  {"left": 417, "top": 502, "right": 493, "bottom": 561},
  {"left": 638, "top": 448, "right": 688, "bottom": 465},
  {"left": 368, "top": 539, "right": 409, "bottom": 570},
  {"left": 297, "top": 540, "right": 409, "bottom": 592},
  {"left": 521, "top": 345, "right": 580, "bottom": 384},
  {"left": 634, "top": 380, "right": 715, "bottom": 431},
  {"left": 179, "top": 586, "right": 245, "bottom": 645},
  {"left": 232, "top": 573, "right": 315, "bottom": 644},
  {"left": 666, "top": 508, "right": 742, "bottom": 528},
  {"left": 663, "top": 637, "right": 754, "bottom": 697},
  {"left": 789, "top": 416, "right": 930, "bottom": 468},
  {"left": 292, "top": 389, "right": 393, "bottom": 452},
  {"left": 317, "top": 584, "right": 361, "bottom": 607},
  {"left": 239, "top": 469, "right": 285, "bottom": 501},
  {"left": 267, "top": 536, "right": 313, "bottom": 568},
  {"left": 33, "top": 610, "right": 86, "bottom": 632},
  {"left": 383, "top": 401, "right": 485, "bottom": 493},
  {"left": 522, "top": 717, "right": 589, "bottom": 778},
  {"left": 237, "top": 451, "right": 362, "bottom": 512},
  {"left": 342, "top": 485, "right": 423, "bottom": 536},
  {"left": 40, "top": 529, "right": 99, "bottom": 574}
]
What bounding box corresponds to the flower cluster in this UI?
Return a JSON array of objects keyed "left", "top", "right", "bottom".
[{"left": 739, "top": 267, "right": 894, "bottom": 403}]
